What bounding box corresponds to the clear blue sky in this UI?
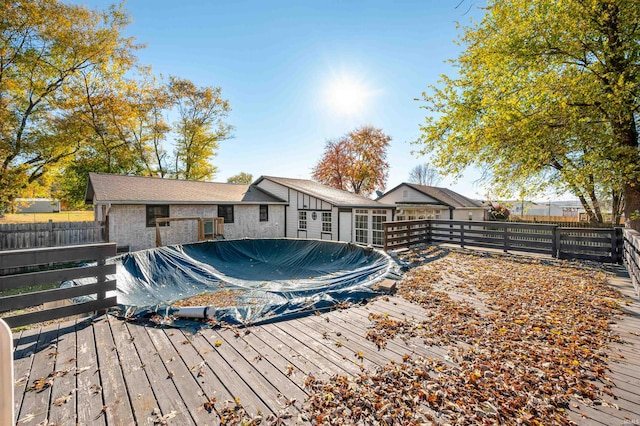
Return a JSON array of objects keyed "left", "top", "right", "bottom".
[{"left": 92, "top": 0, "right": 489, "bottom": 199}]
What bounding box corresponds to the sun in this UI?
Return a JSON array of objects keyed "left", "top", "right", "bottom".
[{"left": 325, "top": 75, "right": 371, "bottom": 116}]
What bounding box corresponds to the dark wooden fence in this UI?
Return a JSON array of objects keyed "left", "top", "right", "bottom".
[
  {"left": 0, "top": 243, "right": 117, "bottom": 328},
  {"left": 0, "top": 220, "right": 106, "bottom": 251},
  {"left": 623, "top": 229, "right": 640, "bottom": 297},
  {"left": 384, "top": 219, "right": 623, "bottom": 263}
]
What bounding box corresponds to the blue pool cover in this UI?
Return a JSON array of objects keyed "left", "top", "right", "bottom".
[{"left": 107, "top": 238, "right": 399, "bottom": 325}]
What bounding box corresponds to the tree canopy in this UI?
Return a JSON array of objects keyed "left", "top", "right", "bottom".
[
  {"left": 0, "top": 0, "right": 136, "bottom": 211},
  {"left": 416, "top": 0, "right": 639, "bottom": 226},
  {"left": 408, "top": 164, "right": 442, "bottom": 187},
  {"left": 312, "top": 126, "right": 390, "bottom": 196},
  {"left": 227, "top": 172, "right": 253, "bottom": 185},
  {"left": 0, "top": 0, "right": 232, "bottom": 211}
]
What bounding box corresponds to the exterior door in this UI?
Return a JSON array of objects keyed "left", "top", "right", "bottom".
[{"left": 338, "top": 210, "right": 352, "bottom": 242}]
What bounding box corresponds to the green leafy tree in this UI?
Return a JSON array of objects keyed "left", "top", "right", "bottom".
[
  {"left": 0, "top": 0, "right": 137, "bottom": 212},
  {"left": 313, "top": 126, "right": 390, "bottom": 196},
  {"left": 416, "top": 0, "right": 638, "bottom": 226},
  {"left": 169, "top": 77, "right": 233, "bottom": 181},
  {"left": 227, "top": 172, "right": 253, "bottom": 185},
  {"left": 123, "top": 69, "right": 172, "bottom": 178}
]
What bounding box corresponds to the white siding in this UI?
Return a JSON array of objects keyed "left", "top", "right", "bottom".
[
  {"left": 256, "top": 179, "right": 336, "bottom": 239},
  {"left": 256, "top": 179, "right": 289, "bottom": 201},
  {"left": 106, "top": 203, "right": 285, "bottom": 251},
  {"left": 256, "top": 179, "right": 393, "bottom": 245},
  {"left": 451, "top": 208, "right": 487, "bottom": 221},
  {"left": 377, "top": 185, "right": 440, "bottom": 204}
]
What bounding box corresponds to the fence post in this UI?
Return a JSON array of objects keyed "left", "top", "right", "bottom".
[
  {"left": 47, "top": 219, "right": 54, "bottom": 247},
  {"left": 383, "top": 223, "right": 388, "bottom": 252},
  {"left": 96, "top": 254, "right": 107, "bottom": 314},
  {"left": 427, "top": 220, "right": 432, "bottom": 244},
  {"left": 460, "top": 223, "right": 465, "bottom": 248},
  {"left": 503, "top": 223, "right": 509, "bottom": 253},
  {"left": 552, "top": 226, "right": 560, "bottom": 258},
  {"left": 612, "top": 227, "right": 622, "bottom": 264}
]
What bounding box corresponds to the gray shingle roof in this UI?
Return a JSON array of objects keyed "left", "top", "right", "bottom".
[
  {"left": 85, "top": 173, "right": 286, "bottom": 204},
  {"left": 399, "top": 183, "right": 483, "bottom": 208},
  {"left": 256, "top": 176, "right": 393, "bottom": 208}
]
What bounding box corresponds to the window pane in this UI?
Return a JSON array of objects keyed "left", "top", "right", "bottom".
[
  {"left": 259, "top": 205, "right": 268, "bottom": 222},
  {"left": 372, "top": 213, "right": 384, "bottom": 246},
  {"left": 298, "top": 211, "right": 307, "bottom": 229},
  {"left": 218, "top": 205, "right": 234, "bottom": 223},
  {"left": 322, "top": 212, "right": 332, "bottom": 232},
  {"left": 146, "top": 205, "right": 169, "bottom": 227},
  {"left": 355, "top": 213, "right": 368, "bottom": 244}
]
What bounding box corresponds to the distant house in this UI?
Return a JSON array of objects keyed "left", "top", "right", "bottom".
[
  {"left": 85, "top": 173, "right": 287, "bottom": 251},
  {"left": 377, "top": 183, "right": 488, "bottom": 221},
  {"left": 254, "top": 176, "right": 394, "bottom": 247},
  {"left": 14, "top": 198, "right": 60, "bottom": 214}
]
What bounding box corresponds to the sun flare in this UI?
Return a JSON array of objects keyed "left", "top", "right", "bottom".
[{"left": 325, "top": 75, "right": 371, "bottom": 116}]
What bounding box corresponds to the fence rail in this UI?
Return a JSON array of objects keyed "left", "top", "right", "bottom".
[
  {"left": 384, "top": 219, "right": 622, "bottom": 263},
  {"left": 0, "top": 220, "right": 105, "bottom": 251},
  {"left": 0, "top": 243, "right": 117, "bottom": 328}
]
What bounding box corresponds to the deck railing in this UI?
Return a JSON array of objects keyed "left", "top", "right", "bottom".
[
  {"left": 0, "top": 242, "right": 117, "bottom": 328},
  {"left": 384, "top": 219, "right": 623, "bottom": 263},
  {"left": 623, "top": 229, "right": 640, "bottom": 297}
]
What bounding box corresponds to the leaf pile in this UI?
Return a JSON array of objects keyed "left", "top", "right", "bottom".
[
  {"left": 304, "top": 249, "right": 625, "bottom": 425},
  {"left": 172, "top": 289, "right": 246, "bottom": 308}
]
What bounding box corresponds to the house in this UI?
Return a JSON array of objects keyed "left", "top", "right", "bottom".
[
  {"left": 254, "top": 176, "right": 394, "bottom": 247},
  {"left": 85, "top": 173, "right": 287, "bottom": 251},
  {"left": 85, "top": 173, "right": 396, "bottom": 251},
  {"left": 376, "top": 183, "right": 488, "bottom": 221}
]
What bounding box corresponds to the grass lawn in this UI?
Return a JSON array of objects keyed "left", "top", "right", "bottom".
[{"left": 0, "top": 210, "right": 94, "bottom": 224}]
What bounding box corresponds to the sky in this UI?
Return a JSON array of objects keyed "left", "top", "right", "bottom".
[{"left": 88, "top": 0, "right": 491, "bottom": 199}]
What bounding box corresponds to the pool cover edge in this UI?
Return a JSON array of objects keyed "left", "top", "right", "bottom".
[{"left": 107, "top": 238, "right": 401, "bottom": 326}]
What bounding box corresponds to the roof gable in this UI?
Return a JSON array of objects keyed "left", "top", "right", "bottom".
[
  {"left": 381, "top": 183, "right": 483, "bottom": 209},
  {"left": 85, "top": 173, "right": 286, "bottom": 204},
  {"left": 255, "top": 176, "right": 393, "bottom": 208}
]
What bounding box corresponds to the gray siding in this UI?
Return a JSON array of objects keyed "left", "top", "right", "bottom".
[{"left": 104, "top": 203, "right": 285, "bottom": 251}]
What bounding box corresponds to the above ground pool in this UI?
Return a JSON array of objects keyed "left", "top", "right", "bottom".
[{"left": 108, "top": 238, "right": 398, "bottom": 325}]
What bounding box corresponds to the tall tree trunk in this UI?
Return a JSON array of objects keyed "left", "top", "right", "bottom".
[{"left": 624, "top": 183, "right": 640, "bottom": 229}]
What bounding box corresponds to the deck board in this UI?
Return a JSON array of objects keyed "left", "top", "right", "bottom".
[
  {"left": 183, "top": 327, "right": 274, "bottom": 417},
  {"left": 74, "top": 318, "right": 106, "bottom": 426},
  {"left": 107, "top": 314, "right": 157, "bottom": 425},
  {"left": 12, "top": 327, "right": 38, "bottom": 417},
  {"left": 125, "top": 320, "right": 195, "bottom": 425},
  {"left": 94, "top": 316, "right": 136, "bottom": 425},
  {"left": 11, "top": 266, "right": 640, "bottom": 425},
  {"left": 47, "top": 320, "right": 77, "bottom": 426},
  {"left": 16, "top": 324, "right": 59, "bottom": 425}
]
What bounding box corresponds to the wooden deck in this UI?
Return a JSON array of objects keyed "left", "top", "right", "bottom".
[{"left": 11, "top": 270, "right": 640, "bottom": 425}]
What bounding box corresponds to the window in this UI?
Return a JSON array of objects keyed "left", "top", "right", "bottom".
[
  {"left": 298, "top": 211, "right": 307, "bottom": 229},
  {"left": 259, "top": 205, "right": 268, "bottom": 222},
  {"left": 146, "top": 205, "right": 169, "bottom": 227},
  {"left": 372, "top": 210, "right": 386, "bottom": 246},
  {"left": 355, "top": 210, "right": 368, "bottom": 244},
  {"left": 218, "top": 205, "right": 234, "bottom": 223},
  {"left": 322, "top": 212, "right": 332, "bottom": 232}
]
